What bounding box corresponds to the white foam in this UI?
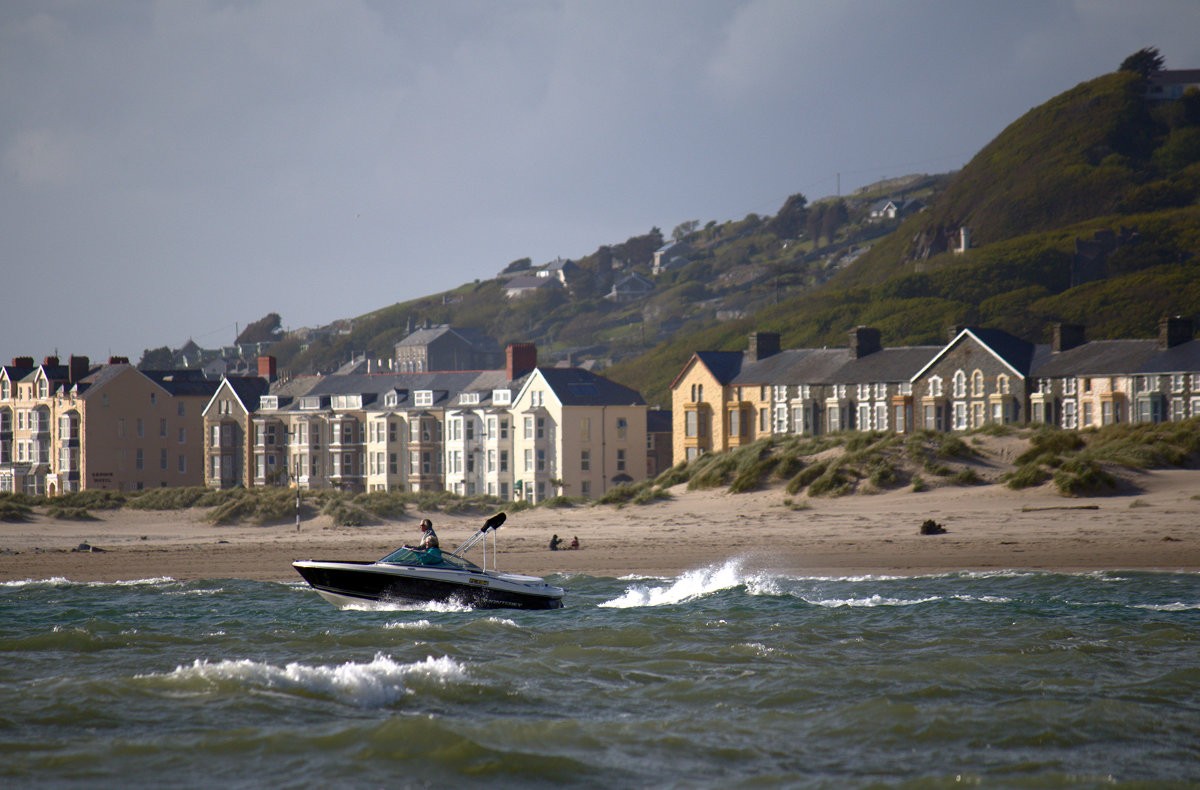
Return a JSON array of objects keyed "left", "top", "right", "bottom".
[
  {"left": 383, "top": 619, "right": 435, "bottom": 630},
  {"left": 1132, "top": 602, "right": 1200, "bottom": 611},
  {"left": 1, "top": 576, "right": 71, "bottom": 588},
  {"left": 600, "top": 559, "right": 746, "bottom": 608},
  {"left": 148, "top": 652, "right": 467, "bottom": 708},
  {"left": 342, "top": 598, "right": 474, "bottom": 613},
  {"left": 802, "top": 594, "right": 943, "bottom": 608}
]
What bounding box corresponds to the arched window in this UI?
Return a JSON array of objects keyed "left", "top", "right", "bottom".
[
  {"left": 996, "top": 374, "right": 1010, "bottom": 395},
  {"left": 952, "top": 370, "right": 967, "bottom": 398},
  {"left": 971, "top": 370, "right": 985, "bottom": 397},
  {"left": 928, "top": 376, "right": 943, "bottom": 397}
]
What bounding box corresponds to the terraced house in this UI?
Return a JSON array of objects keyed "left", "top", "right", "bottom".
[
  {"left": 202, "top": 341, "right": 651, "bottom": 503},
  {"left": 671, "top": 319, "right": 1200, "bottom": 465},
  {"left": 1, "top": 355, "right": 217, "bottom": 494}
]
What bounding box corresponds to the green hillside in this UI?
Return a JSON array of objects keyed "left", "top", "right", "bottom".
[{"left": 190, "top": 58, "right": 1200, "bottom": 408}]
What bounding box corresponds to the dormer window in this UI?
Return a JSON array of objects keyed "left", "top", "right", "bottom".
[
  {"left": 300, "top": 396, "right": 321, "bottom": 410},
  {"left": 460, "top": 392, "right": 480, "bottom": 405},
  {"left": 493, "top": 390, "right": 511, "bottom": 405},
  {"left": 415, "top": 390, "right": 433, "bottom": 407},
  {"left": 385, "top": 391, "right": 400, "bottom": 408},
  {"left": 260, "top": 396, "right": 279, "bottom": 410}
]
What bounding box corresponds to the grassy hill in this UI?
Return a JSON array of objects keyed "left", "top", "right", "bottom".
[{"left": 212, "top": 64, "right": 1200, "bottom": 408}]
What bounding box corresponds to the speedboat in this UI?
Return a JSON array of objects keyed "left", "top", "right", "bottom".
[{"left": 293, "top": 512, "right": 564, "bottom": 610}]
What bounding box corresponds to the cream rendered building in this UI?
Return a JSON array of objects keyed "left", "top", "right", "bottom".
[{"left": 510, "top": 367, "right": 648, "bottom": 503}]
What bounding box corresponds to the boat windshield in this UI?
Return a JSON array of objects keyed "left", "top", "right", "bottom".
[{"left": 378, "top": 546, "right": 482, "bottom": 572}]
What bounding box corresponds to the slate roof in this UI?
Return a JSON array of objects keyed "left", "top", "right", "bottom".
[
  {"left": 395, "top": 324, "right": 500, "bottom": 352},
  {"left": 828, "top": 347, "right": 943, "bottom": 384},
  {"left": 1033, "top": 340, "right": 1160, "bottom": 377},
  {"left": 1033, "top": 338, "right": 1200, "bottom": 377},
  {"left": 691, "top": 351, "right": 744, "bottom": 385},
  {"left": 143, "top": 369, "right": 220, "bottom": 398},
  {"left": 647, "top": 409, "right": 673, "bottom": 433},
  {"left": 536, "top": 367, "right": 646, "bottom": 406},
  {"left": 222, "top": 376, "right": 272, "bottom": 413}
]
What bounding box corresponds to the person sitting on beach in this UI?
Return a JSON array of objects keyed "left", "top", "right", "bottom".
[
  {"left": 569, "top": 536, "right": 579, "bottom": 550},
  {"left": 549, "top": 534, "right": 563, "bottom": 551}
]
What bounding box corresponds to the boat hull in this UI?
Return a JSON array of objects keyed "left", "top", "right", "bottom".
[{"left": 293, "top": 560, "right": 564, "bottom": 610}]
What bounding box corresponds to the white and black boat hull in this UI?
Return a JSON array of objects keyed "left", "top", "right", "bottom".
[{"left": 293, "top": 560, "right": 564, "bottom": 610}]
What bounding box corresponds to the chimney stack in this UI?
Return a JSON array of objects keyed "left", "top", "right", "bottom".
[
  {"left": 1052, "top": 324, "right": 1086, "bottom": 353},
  {"left": 507, "top": 343, "right": 537, "bottom": 380},
  {"left": 12, "top": 356, "right": 34, "bottom": 368},
  {"left": 257, "top": 355, "right": 277, "bottom": 382},
  {"left": 848, "top": 326, "right": 881, "bottom": 359},
  {"left": 747, "top": 332, "right": 781, "bottom": 362},
  {"left": 1158, "top": 316, "right": 1194, "bottom": 350},
  {"left": 69, "top": 355, "right": 90, "bottom": 384},
  {"left": 43, "top": 355, "right": 59, "bottom": 367}
]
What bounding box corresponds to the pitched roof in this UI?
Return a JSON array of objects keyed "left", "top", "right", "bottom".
[
  {"left": 1033, "top": 338, "right": 1200, "bottom": 377},
  {"left": 1033, "top": 339, "right": 1159, "bottom": 377},
  {"left": 395, "top": 324, "right": 500, "bottom": 351},
  {"left": 693, "top": 351, "right": 744, "bottom": 385},
  {"left": 536, "top": 367, "right": 646, "bottom": 406},
  {"left": 913, "top": 327, "right": 1049, "bottom": 380}
]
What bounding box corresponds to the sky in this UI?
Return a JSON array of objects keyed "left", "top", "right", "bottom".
[{"left": 3, "top": 0, "right": 1200, "bottom": 363}]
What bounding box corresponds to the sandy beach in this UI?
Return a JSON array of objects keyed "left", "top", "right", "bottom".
[{"left": 3, "top": 467, "right": 1199, "bottom": 583}]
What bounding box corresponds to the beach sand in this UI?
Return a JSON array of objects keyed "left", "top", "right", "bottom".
[{"left": 2, "top": 468, "right": 1198, "bottom": 583}]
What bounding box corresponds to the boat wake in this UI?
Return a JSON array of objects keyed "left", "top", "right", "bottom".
[{"left": 600, "top": 559, "right": 749, "bottom": 608}]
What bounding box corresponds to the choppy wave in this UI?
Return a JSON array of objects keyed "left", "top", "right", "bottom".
[
  {"left": 600, "top": 559, "right": 746, "bottom": 608},
  {"left": 142, "top": 653, "right": 468, "bottom": 708}
]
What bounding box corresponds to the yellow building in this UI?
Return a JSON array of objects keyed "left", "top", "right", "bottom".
[{"left": 0, "top": 355, "right": 217, "bottom": 494}]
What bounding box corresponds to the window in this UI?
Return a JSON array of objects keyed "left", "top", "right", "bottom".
[
  {"left": 581, "top": 450, "right": 590, "bottom": 471},
  {"left": 1064, "top": 378, "right": 1077, "bottom": 396},
  {"left": 686, "top": 411, "right": 698, "bottom": 438},
  {"left": 857, "top": 403, "right": 871, "bottom": 431},
  {"left": 580, "top": 418, "right": 591, "bottom": 442},
  {"left": 536, "top": 417, "right": 545, "bottom": 440},
  {"left": 524, "top": 417, "right": 534, "bottom": 440},
  {"left": 952, "top": 370, "right": 966, "bottom": 398},
  {"left": 728, "top": 409, "right": 741, "bottom": 438},
  {"left": 500, "top": 419, "right": 509, "bottom": 440},
  {"left": 136, "top": 448, "right": 144, "bottom": 470},
  {"left": 928, "top": 376, "right": 943, "bottom": 397},
  {"left": 953, "top": 402, "right": 968, "bottom": 430},
  {"left": 500, "top": 450, "right": 508, "bottom": 472},
  {"left": 178, "top": 427, "right": 186, "bottom": 444},
  {"left": 160, "top": 448, "right": 168, "bottom": 470},
  {"left": 524, "top": 449, "right": 533, "bottom": 472},
  {"left": 616, "top": 449, "right": 626, "bottom": 472},
  {"left": 971, "top": 370, "right": 984, "bottom": 398},
  {"left": 415, "top": 390, "right": 433, "bottom": 407},
  {"left": 150, "top": 392, "right": 157, "bottom": 406},
  {"left": 536, "top": 449, "right": 545, "bottom": 471},
  {"left": 616, "top": 418, "right": 627, "bottom": 440},
  {"left": 759, "top": 408, "right": 768, "bottom": 432},
  {"left": 874, "top": 402, "right": 888, "bottom": 432}
]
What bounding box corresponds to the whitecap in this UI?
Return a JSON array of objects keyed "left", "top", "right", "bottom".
[
  {"left": 1132, "top": 602, "right": 1200, "bottom": 611},
  {"left": 801, "top": 594, "right": 943, "bottom": 608},
  {"left": 600, "top": 558, "right": 746, "bottom": 608},
  {"left": 383, "top": 619, "right": 435, "bottom": 630},
  {"left": 145, "top": 652, "right": 467, "bottom": 708}
]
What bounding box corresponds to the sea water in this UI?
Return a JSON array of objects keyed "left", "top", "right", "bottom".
[{"left": 2, "top": 563, "right": 1198, "bottom": 788}]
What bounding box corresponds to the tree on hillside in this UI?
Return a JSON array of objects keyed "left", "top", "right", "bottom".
[
  {"left": 236, "top": 313, "right": 284, "bottom": 344},
  {"left": 138, "top": 346, "right": 174, "bottom": 370},
  {"left": 767, "top": 192, "right": 809, "bottom": 239},
  {"left": 672, "top": 220, "right": 699, "bottom": 242},
  {"left": 1120, "top": 47, "right": 1164, "bottom": 77},
  {"left": 502, "top": 257, "right": 533, "bottom": 274},
  {"left": 820, "top": 200, "right": 849, "bottom": 244}
]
